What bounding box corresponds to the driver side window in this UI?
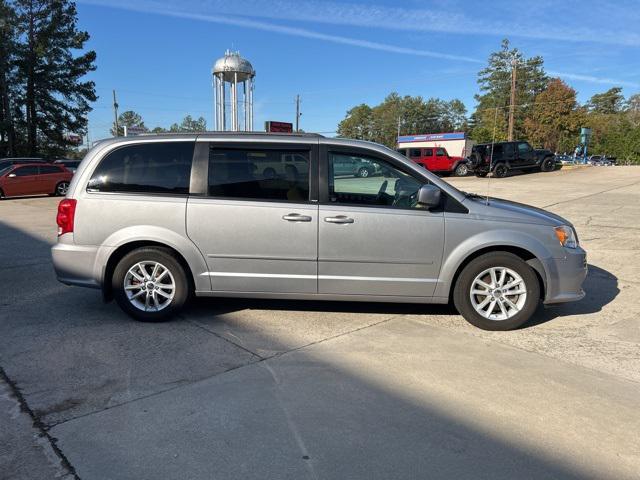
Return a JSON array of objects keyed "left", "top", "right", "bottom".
[{"left": 328, "top": 152, "right": 423, "bottom": 209}]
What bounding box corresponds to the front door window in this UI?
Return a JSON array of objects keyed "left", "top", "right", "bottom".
[{"left": 328, "top": 153, "right": 423, "bottom": 209}]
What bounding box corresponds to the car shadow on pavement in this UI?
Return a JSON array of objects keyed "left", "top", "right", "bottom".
[{"left": 525, "top": 263, "right": 619, "bottom": 328}]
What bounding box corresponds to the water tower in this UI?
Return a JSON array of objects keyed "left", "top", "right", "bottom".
[{"left": 212, "top": 50, "right": 255, "bottom": 131}]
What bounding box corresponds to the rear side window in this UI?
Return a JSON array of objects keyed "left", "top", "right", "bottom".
[
  {"left": 423, "top": 148, "right": 433, "bottom": 156},
  {"left": 409, "top": 149, "right": 421, "bottom": 157},
  {"left": 88, "top": 142, "right": 194, "bottom": 194},
  {"left": 40, "top": 165, "right": 63, "bottom": 174},
  {"left": 13, "top": 166, "right": 39, "bottom": 176},
  {"left": 208, "top": 148, "right": 310, "bottom": 202}
]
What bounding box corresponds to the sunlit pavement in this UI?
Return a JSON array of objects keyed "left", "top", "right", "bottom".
[{"left": 1, "top": 166, "right": 639, "bottom": 479}]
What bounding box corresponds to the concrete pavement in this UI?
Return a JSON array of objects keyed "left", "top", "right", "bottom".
[{"left": 1, "top": 166, "right": 639, "bottom": 479}]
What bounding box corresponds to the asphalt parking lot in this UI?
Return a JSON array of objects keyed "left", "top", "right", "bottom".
[{"left": 1, "top": 166, "right": 639, "bottom": 479}]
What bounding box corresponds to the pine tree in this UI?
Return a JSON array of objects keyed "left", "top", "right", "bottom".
[
  {"left": 471, "top": 39, "right": 547, "bottom": 142},
  {"left": 111, "top": 110, "right": 146, "bottom": 136},
  {"left": 14, "top": 0, "right": 96, "bottom": 156},
  {"left": 0, "top": 0, "right": 19, "bottom": 156}
]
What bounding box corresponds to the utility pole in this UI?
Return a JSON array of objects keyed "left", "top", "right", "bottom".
[
  {"left": 507, "top": 56, "right": 517, "bottom": 141},
  {"left": 112, "top": 90, "right": 119, "bottom": 137},
  {"left": 86, "top": 118, "right": 91, "bottom": 150},
  {"left": 295, "top": 94, "right": 301, "bottom": 132}
]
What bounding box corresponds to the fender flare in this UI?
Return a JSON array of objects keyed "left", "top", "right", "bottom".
[
  {"left": 434, "top": 230, "right": 553, "bottom": 298},
  {"left": 94, "top": 225, "right": 211, "bottom": 293}
]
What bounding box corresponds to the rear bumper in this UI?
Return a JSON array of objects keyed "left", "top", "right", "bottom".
[
  {"left": 51, "top": 240, "right": 101, "bottom": 289},
  {"left": 543, "top": 247, "right": 588, "bottom": 304}
]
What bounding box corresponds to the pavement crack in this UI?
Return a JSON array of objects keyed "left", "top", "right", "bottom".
[
  {"left": 0, "top": 365, "right": 81, "bottom": 480},
  {"left": 542, "top": 180, "right": 640, "bottom": 208},
  {"left": 259, "top": 313, "right": 403, "bottom": 363},
  {"left": 187, "top": 319, "right": 264, "bottom": 359}
]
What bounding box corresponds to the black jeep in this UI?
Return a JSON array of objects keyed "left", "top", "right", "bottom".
[{"left": 467, "top": 141, "right": 556, "bottom": 178}]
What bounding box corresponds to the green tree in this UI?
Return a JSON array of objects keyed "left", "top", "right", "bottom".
[
  {"left": 337, "top": 104, "right": 374, "bottom": 141},
  {"left": 14, "top": 0, "right": 97, "bottom": 156},
  {"left": 523, "top": 78, "right": 584, "bottom": 152},
  {"left": 471, "top": 39, "right": 547, "bottom": 142},
  {"left": 111, "top": 110, "right": 146, "bottom": 136},
  {"left": 0, "top": 1, "right": 19, "bottom": 156},
  {"left": 169, "top": 115, "right": 207, "bottom": 132},
  {"left": 337, "top": 93, "right": 468, "bottom": 147},
  {"left": 587, "top": 87, "right": 624, "bottom": 114},
  {"left": 150, "top": 126, "right": 167, "bottom": 134}
]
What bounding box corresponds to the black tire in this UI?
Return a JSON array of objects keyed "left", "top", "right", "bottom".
[
  {"left": 453, "top": 252, "right": 540, "bottom": 331},
  {"left": 0, "top": 188, "right": 4, "bottom": 199},
  {"left": 263, "top": 168, "right": 276, "bottom": 179},
  {"left": 55, "top": 181, "right": 70, "bottom": 196},
  {"left": 493, "top": 163, "right": 508, "bottom": 178},
  {"left": 454, "top": 163, "right": 469, "bottom": 177},
  {"left": 112, "top": 247, "right": 190, "bottom": 322},
  {"left": 357, "top": 167, "right": 370, "bottom": 178},
  {"left": 540, "top": 157, "right": 555, "bottom": 172},
  {"left": 475, "top": 171, "right": 489, "bottom": 178}
]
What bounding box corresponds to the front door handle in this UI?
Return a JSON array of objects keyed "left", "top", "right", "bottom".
[
  {"left": 282, "top": 213, "right": 312, "bottom": 222},
  {"left": 324, "top": 215, "right": 354, "bottom": 224}
]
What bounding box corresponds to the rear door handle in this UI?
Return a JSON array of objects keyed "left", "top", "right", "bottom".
[
  {"left": 324, "top": 215, "right": 354, "bottom": 224},
  {"left": 282, "top": 213, "right": 312, "bottom": 222}
]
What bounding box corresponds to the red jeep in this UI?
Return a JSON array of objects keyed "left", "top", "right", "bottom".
[{"left": 397, "top": 146, "right": 468, "bottom": 176}]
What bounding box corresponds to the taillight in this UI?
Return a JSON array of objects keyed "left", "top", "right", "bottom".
[{"left": 56, "top": 199, "right": 77, "bottom": 236}]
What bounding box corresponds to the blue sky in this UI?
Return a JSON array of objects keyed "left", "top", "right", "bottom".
[{"left": 77, "top": 0, "right": 640, "bottom": 143}]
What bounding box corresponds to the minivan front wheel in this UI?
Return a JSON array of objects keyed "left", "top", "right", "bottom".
[
  {"left": 112, "top": 247, "right": 189, "bottom": 322},
  {"left": 453, "top": 252, "right": 540, "bottom": 331}
]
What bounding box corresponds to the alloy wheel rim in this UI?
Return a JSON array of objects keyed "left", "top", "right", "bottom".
[
  {"left": 124, "top": 261, "right": 176, "bottom": 312},
  {"left": 469, "top": 267, "right": 527, "bottom": 321},
  {"left": 58, "top": 182, "right": 69, "bottom": 195},
  {"left": 360, "top": 168, "right": 369, "bottom": 177}
]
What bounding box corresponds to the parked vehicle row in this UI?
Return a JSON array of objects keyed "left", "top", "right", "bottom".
[
  {"left": 466, "top": 141, "right": 557, "bottom": 178},
  {"left": 397, "top": 146, "right": 468, "bottom": 176},
  {"left": 52, "top": 133, "right": 587, "bottom": 331},
  {"left": 0, "top": 163, "right": 73, "bottom": 199}
]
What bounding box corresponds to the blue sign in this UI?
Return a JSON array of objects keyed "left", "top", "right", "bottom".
[{"left": 398, "top": 132, "right": 466, "bottom": 143}]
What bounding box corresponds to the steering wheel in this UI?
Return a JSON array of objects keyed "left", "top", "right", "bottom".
[{"left": 375, "top": 180, "right": 388, "bottom": 203}]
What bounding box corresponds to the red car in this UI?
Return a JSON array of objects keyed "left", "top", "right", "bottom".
[
  {"left": 0, "top": 163, "right": 73, "bottom": 199},
  {"left": 397, "top": 146, "right": 468, "bottom": 176}
]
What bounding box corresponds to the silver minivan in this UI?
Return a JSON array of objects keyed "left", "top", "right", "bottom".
[{"left": 52, "top": 133, "right": 587, "bottom": 331}]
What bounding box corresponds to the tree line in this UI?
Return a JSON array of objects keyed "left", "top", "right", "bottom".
[
  {"left": 110, "top": 110, "right": 207, "bottom": 136},
  {"left": 0, "top": 0, "right": 96, "bottom": 158},
  {"left": 337, "top": 39, "right": 640, "bottom": 164}
]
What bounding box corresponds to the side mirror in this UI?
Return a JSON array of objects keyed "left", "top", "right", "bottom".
[
  {"left": 417, "top": 184, "right": 441, "bottom": 208},
  {"left": 8, "top": 173, "right": 16, "bottom": 178}
]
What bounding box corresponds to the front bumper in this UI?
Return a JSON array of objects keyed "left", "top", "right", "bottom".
[
  {"left": 51, "top": 239, "right": 101, "bottom": 289},
  {"left": 543, "top": 247, "right": 588, "bottom": 304}
]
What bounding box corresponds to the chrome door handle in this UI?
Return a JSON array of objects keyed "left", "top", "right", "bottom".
[
  {"left": 282, "top": 213, "right": 312, "bottom": 222},
  {"left": 324, "top": 215, "right": 354, "bottom": 224}
]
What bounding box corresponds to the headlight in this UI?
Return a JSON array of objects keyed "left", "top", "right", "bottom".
[{"left": 554, "top": 225, "right": 578, "bottom": 249}]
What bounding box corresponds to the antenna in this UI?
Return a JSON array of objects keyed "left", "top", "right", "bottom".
[{"left": 487, "top": 106, "right": 499, "bottom": 205}]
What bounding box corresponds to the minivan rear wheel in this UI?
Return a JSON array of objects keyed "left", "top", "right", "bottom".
[
  {"left": 453, "top": 252, "right": 540, "bottom": 331},
  {"left": 112, "top": 247, "right": 189, "bottom": 322}
]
